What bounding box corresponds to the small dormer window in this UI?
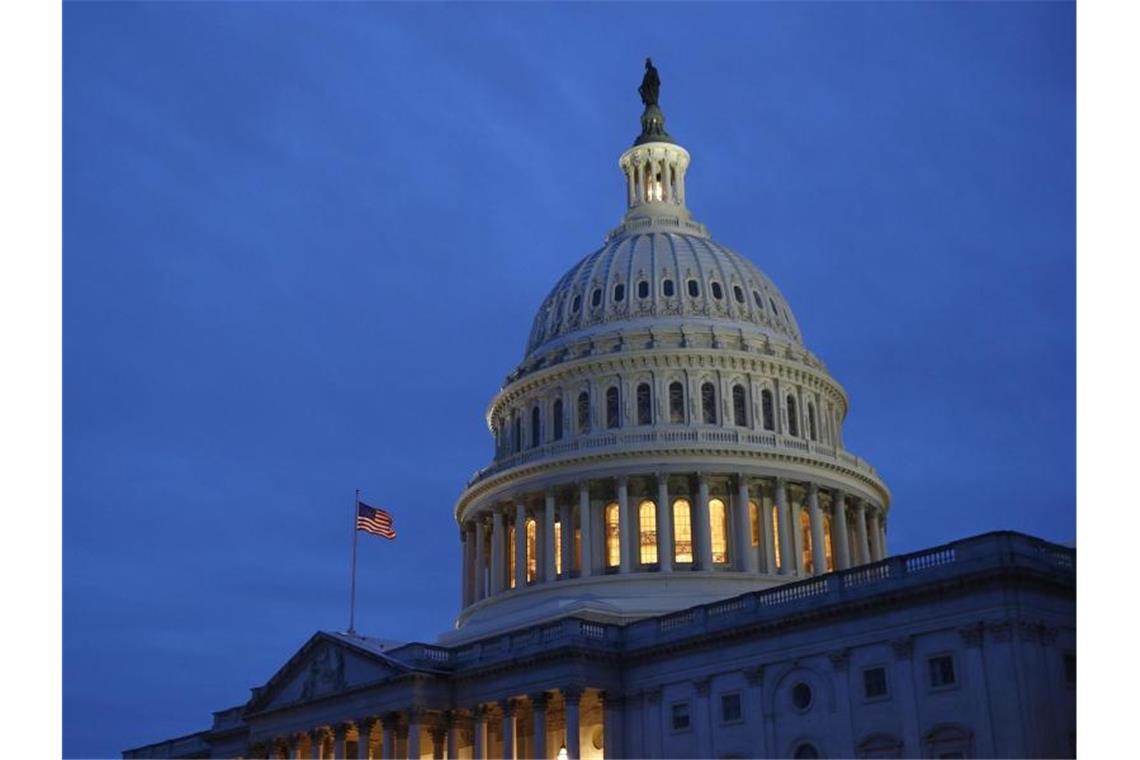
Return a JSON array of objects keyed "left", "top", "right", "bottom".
[
  {"left": 592, "top": 288, "right": 603, "bottom": 308},
  {"left": 637, "top": 280, "right": 649, "bottom": 299},
  {"left": 711, "top": 282, "right": 724, "bottom": 300},
  {"left": 687, "top": 280, "right": 700, "bottom": 298},
  {"left": 733, "top": 285, "right": 745, "bottom": 304},
  {"left": 753, "top": 291, "right": 763, "bottom": 309},
  {"left": 663, "top": 279, "right": 675, "bottom": 297},
  {"left": 614, "top": 283, "right": 625, "bottom": 303}
]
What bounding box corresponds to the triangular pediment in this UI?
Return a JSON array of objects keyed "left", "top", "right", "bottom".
[{"left": 250, "top": 632, "right": 406, "bottom": 712}]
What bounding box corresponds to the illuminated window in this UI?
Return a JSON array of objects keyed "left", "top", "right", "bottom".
[
  {"left": 787, "top": 396, "right": 799, "bottom": 437},
  {"left": 637, "top": 280, "right": 649, "bottom": 299},
  {"left": 673, "top": 498, "right": 693, "bottom": 563},
  {"left": 710, "top": 498, "right": 729, "bottom": 564},
  {"left": 808, "top": 403, "right": 817, "bottom": 441},
  {"left": 800, "top": 509, "right": 813, "bottom": 574},
  {"left": 552, "top": 398, "right": 563, "bottom": 441},
  {"left": 823, "top": 513, "right": 834, "bottom": 571},
  {"left": 639, "top": 499, "right": 657, "bottom": 564},
  {"left": 749, "top": 500, "right": 760, "bottom": 547},
  {"left": 525, "top": 518, "right": 537, "bottom": 583},
  {"left": 771, "top": 505, "right": 782, "bottom": 570},
  {"left": 507, "top": 524, "right": 516, "bottom": 588},
  {"left": 761, "top": 389, "right": 775, "bottom": 431},
  {"left": 606, "top": 386, "right": 620, "bottom": 429},
  {"left": 663, "top": 279, "right": 675, "bottom": 297},
  {"left": 577, "top": 391, "right": 590, "bottom": 433},
  {"left": 531, "top": 406, "right": 541, "bottom": 448},
  {"left": 732, "top": 385, "right": 747, "bottom": 427},
  {"left": 637, "top": 383, "right": 652, "bottom": 425},
  {"left": 554, "top": 520, "right": 562, "bottom": 576},
  {"left": 669, "top": 381, "right": 685, "bottom": 423},
  {"left": 711, "top": 282, "right": 724, "bottom": 300},
  {"left": 702, "top": 382, "right": 717, "bottom": 424},
  {"left": 687, "top": 279, "right": 700, "bottom": 298},
  {"left": 604, "top": 502, "right": 621, "bottom": 568}
]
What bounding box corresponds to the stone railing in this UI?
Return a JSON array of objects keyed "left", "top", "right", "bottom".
[
  {"left": 469, "top": 428, "right": 879, "bottom": 487},
  {"left": 400, "top": 532, "right": 1072, "bottom": 674}
]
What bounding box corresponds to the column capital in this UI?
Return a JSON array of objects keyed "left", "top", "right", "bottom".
[
  {"left": 561, "top": 685, "right": 585, "bottom": 703},
  {"left": 500, "top": 697, "right": 520, "bottom": 717},
  {"left": 406, "top": 705, "right": 426, "bottom": 722},
  {"left": 832, "top": 488, "right": 847, "bottom": 503},
  {"left": 599, "top": 690, "right": 625, "bottom": 708},
  {"left": 529, "top": 691, "right": 550, "bottom": 709},
  {"left": 615, "top": 474, "right": 629, "bottom": 488},
  {"left": 695, "top": 471, "right": 709, "bottom": 484},
  {"left": 807, "top": 481, "right": 819, "bottom": 496},
  {"left": 474, "top": 704, "right": 491, "bottom": 721}
]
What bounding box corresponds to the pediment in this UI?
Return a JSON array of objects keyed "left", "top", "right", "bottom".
[{"left": 250, "top": 632, "right": 405, "bottom": 712}]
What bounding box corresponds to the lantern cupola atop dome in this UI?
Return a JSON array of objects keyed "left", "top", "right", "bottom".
[{"left": 620, "top": 58, "right": 693, "bottom": 221}]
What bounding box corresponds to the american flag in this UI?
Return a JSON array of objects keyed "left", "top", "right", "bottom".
[{"left": 356, "top": 502, "right": 396, "bottom": 540}]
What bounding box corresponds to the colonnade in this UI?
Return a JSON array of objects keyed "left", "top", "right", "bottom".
[
  {"left": 460, "top": 473, "right": 888, "bottom": 608},
  {"left": 254, "top": 687, "right": 602, "bottom": 760}
]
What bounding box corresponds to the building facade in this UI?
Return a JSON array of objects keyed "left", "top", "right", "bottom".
[{"left": 124, "top": 71, "right": 1076, "bottom": 759}]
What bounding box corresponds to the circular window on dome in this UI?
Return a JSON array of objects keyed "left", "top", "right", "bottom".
[
  {"left": 571, "top": 295, "right": 581, "bottom": 313},
  {"left": 637, "top": 280, "right": 649, "bottom": 299},
  {"left": 592, "top": 288, "right": 603, "bottom": 308},
  {"left": 663, "top": 279, "right": 675, "bottom": 297},
  {"left": 791, "top": 682, "right": 813, "bottom": 711},
  {"left": 711, "top": 282, "right": 724, "bottom": 300},
  {"left": 733, "top": 285, "right": 745, "bottom": 304},
  {"left": 687, "top": 279, "right": 700, "bottom": 298}
]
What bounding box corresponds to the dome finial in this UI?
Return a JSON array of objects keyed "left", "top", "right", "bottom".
[{"left": 635, "top": 57, "right": 672, "bottom": 146}]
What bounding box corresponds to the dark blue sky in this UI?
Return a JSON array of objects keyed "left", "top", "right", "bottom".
[{"left": 63, "top": 3, "right": 1074, "bottom": 757}]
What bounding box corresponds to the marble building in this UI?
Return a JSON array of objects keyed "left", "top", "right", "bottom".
[{"left": 123, "top": 68, "right": 1076, "bottom": 760}]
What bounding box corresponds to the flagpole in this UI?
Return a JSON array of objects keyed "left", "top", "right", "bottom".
[{"left": 348, "top": 488, "right": 360, "bottom": 635}]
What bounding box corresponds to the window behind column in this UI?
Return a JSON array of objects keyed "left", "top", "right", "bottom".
[
  {"left": 823, "top": 513, "right": 834, "bottom": 571},
  {"left": 701, "top": 382, "right": 717, "bottom": 424},
  {"left": 577, "top": 391, "right": 591, "bottom": 433},
  {"left": 749, "top": 500, "right": 760, "bottom": 547},
  {"left": 552, "top": 398, "right": 563, "bottom": 441},
  {"left": 710, "top": 498, "right": 729, "bottom": 564},
  {"left": 732, "top": 385, "right": 747, "bottom": 426},
  {"left": 669, "top": 381, "right": 685, "bottom": 423},
  {"left": 554, "top": 519, "right": 562, "bottom": 576},
  {"left": 531, "top": 406, "right": 541, "bottom": 448},
  {"left": 525, "top": 518, "right": 537, "bottom": 583},
  {"left": 637, "top": 383, "right": 652, "bottom": 425},
  {"left": 786, "top": 396, "right": 799, "bottom": 437},
  {"left": 508, "top": 523, "right": 516, "bottom": 588},
  {"left": 808, "top": 402, "right": 817, "bottom": 441},
  {"left": 761, "top": 389, "right": 775, "bottom": 431},
  {"left": 606, "top": 386, "right": 621, "bottom": 429},
  {"left": 639, "top": 499, "right": 657, "bottom": 564},
  {"left": 604, "top": 502, "right": 621, "bottom": 568},
  {"left": 673, "top": 498, "right": 693, "bottom": 563},
  {"left": 800, "top": 509, "right": 813, "bottom": 574},
  {"left": 771, "top": 505, "right": 782, "bottom": 570}
]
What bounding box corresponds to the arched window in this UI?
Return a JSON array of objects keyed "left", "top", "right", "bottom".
[
  {"left": 753, "top": 290, "right": 763, "bottom": 309},
  {"left": 823, "top": 513, "right": 834, "bottom": 572},
  {"left": 711, "top": 281, "right": 724, "bottom": 300},
  {"left": 687, "top": 279, "right": 700, "bottom": 298},
  {"left": 571, "top": 294, "right": 581, "bottom": 313},
  {"left": 733, "top": 285, "right": 745, "bottom": 304},
  {"left": 637, "top": 280, "right": 649, "bottom": 299},
  {"left": 513, "top": 416, "right": 522, "bottom": 453},
  {"left": 613, "top": 283, "right": 625, "bottom": 302},
  {"left": 673, "top": 498, "right": 693, "bottom": 563},
  {"left": 792, "top": 743, "right": 821, "bottom": 759},
  {"left": 636, "top": 383, "right": 652, "bottom": 425},
  {"left": 786, "top": 396, "right": 799, "bottom": 437},
  {"left": 808, "top": 402, "right": 817, "bottom": 441},
  {"left": 800, "top": 509, "right": 813, "bottom": 574},
  {"left": 606, "top": 386, "right": 621, "bottom": 429},
  {"left": 732, "top": 385, "right": 747, "bottom": 427},
  {"left": 669, "top": 381, "right": 685, "bottom": 423},
  {"left": 701, "top": 382, "right": 717, "bottom": 424},
  {"left": 591, "top": 288, "right": 602, "bottom": 308},
  {"left": 604, "top": 502, "right": 621, "bottom": 568},
  {"left": 577, "top": 391, "right": 590, "bottom": 433},
  {"left": 525, "top": 518, "right": 537, "bottom": 583},
  {"left": 639, "top": 499, "right": 657, "bottom": 564},
  {"left": 530, "top": 406, "right": 541, "bottom": 448},
  {"left": 552, "top": 398, "right": 564, "bottom": 441},
  {"left": 663, "top": 279, "right": 675, "bottom": 297},
  {"left": 507, "top": 523, "right": 516, "bottom": 589},
  {"left": 761, "top": 389, "right": 775, "bottom": 431},
  {"left": 771, "top": 505, "right": 782, "bottom": 570},
  {"left": 749, "top": 500, "right": 760, "bottom": 548},
  {"left": 710, "top": 498, "right": 729, "bottom": 564}
]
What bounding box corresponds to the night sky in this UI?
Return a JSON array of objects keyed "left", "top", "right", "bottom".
[{"left": 63, "top": 3, "right": 1074, "bottom": 757}]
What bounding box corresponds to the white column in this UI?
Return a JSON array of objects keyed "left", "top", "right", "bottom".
[
  {"left": 445, "top": 713, "right": 459, "bottom": 760},
  {"left": 490, "top": 509, "right": 505, "bottom": 594},
  {"left": 736, "top": 474, "right": 756, "bottom": 573},
  {"left": 760, "top": 484, "right": 776, "bottom": 574},
  {"left": 501, "top": 700, "right": 517, "bottom": 760},
  {"left": 310, "top": 729, "right": 323, "bottom": 759},
  {"left": 853, "top": 499, "right": 870, "bottom": 565},
  {"left": 473, "top": 708, "right": 488, "bottom": 760},
  {"left": 461, "top": 525, "right": 472, "bottom": 608},
  {"left": 563, "top": 688, "right": 582, "bottom": 760},
  {"left": 543, "top": 493, "right": 556, "bottom": 583},
  {"left": 578, "top": 483, "right": 593, "bottom": 576},
  {"left": 695, "top": 474, "right": 712, "bottom": 570},
  {"left": 625, "top": 164, "right": 635, "bottom": 208},
  {"left": 879, "top": 514, "right": 889, "bottom": 557},
  {"left": 808, "top": 483, "right": 826, "bottom": 575},
  {"left": 530, "top": 693, "right": 548, "bottom": 760},
  {"left": 775, "top": 478, "right": 793, "bottom": 576},
  {"left": 474, "top": 517, "right": 486, "bottom": 601},
  {"left": 514, "top": 500, "right": 527, "bottom": 589},
  {"left": 618, "top": 477, "right": 633, "bottom": 573},
  {"left": 634, "top": 162, "right": 644, "bottom": 205},
  {"left": 560, "top": 497, "right": 574, "bottom": 578},
  {"left": 831, "top": 490, "right": 851, "bottom": 571},
  {"left": 656, "top": 473, "right": 674, "bottom": 572},
  {"left": 869, "top": 506, "right": 884, "bottom": 562},
  {"left": 355, "top": 718, "right": 374, "bottom": 760},
  {"left": 662, "top": 159, "right": 672, "bottom": 203}
]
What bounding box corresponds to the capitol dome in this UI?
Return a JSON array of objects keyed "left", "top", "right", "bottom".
[{"left": 446, "top": 75, "right": 890, "bottom": 644}]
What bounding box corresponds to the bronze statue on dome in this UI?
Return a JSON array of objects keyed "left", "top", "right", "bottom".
[{"left": 638, "top": 57, "right": 660, "bottom": 106}]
